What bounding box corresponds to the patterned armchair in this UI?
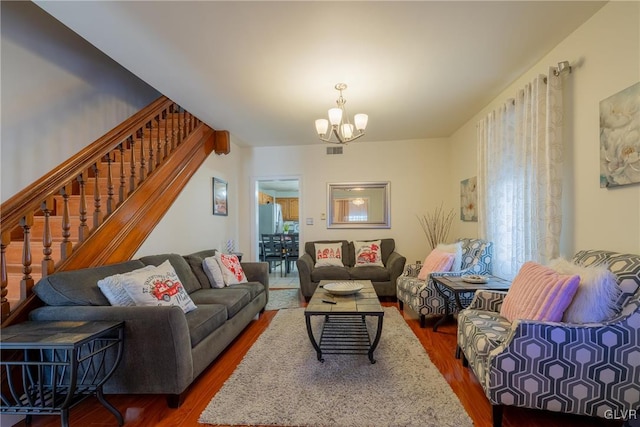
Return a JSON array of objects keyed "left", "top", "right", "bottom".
[
  {"left": 396, "top": 238, "right": 493, "bottom": 327},
  {"left": 457, "top": 250, "right": 640, "bottom": 427}
]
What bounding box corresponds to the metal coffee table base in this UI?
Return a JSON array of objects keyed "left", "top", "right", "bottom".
[{"left": 305, "top": 313, "right": 384, "bottom": 364}]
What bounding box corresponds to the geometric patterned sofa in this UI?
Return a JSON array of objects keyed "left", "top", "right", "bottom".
[
  {"left": 457, "top": 249, "right": 640, "bottom": 427},
  {"left": 397, "top": 238, "right": 493, "bottom": 328}
]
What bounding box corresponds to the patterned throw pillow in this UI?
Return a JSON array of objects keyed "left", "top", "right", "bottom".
[
  {"left": 97, "top": 265, "right": 157, "bottom": 306},
  {"left": 314, "top": 243, "right": 344, "bottom": 267},
  {"left": 202, "top": 255, "right": 225, "bottom": 288},
  {"left": 120, "top": 260, "right": 197, "bottom": 313},
  {"left": 215, "top": 253, "right": 248, "bottom": 285},
  {"left": 417, "top": 248, "right": 456, "bottom": 280},
  {"left": 500, "top": 261, "right": 580, "bottom": 322},
  {"left": 354, "top": 240, "right": 384, "bottom": 267}
]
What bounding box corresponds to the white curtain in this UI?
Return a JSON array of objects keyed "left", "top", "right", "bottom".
[{"left": 477, "top": 68, "right": 564, "bottom": 279}]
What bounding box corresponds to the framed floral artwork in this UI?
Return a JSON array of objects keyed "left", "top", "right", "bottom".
[
  {"left": 600, "top": 81, "right": 640, "bottom": 188},
  {"left": 460, "top": 176, "right": 477, "bottom": 222},
  {"left": 212, "top": 177, "right": 228, "bottom": 216}
]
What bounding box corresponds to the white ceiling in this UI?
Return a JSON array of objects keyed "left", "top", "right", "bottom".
[{"left": 34, "top": 1, "right": 606, "bottom": 148}]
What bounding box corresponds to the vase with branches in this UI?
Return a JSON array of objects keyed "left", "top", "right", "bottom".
[{"left": 417, "top": 204, "right": 456, "bottom": 250}]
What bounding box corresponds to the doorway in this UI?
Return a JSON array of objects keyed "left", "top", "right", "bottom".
[{"left": 254, "top": 177, "right": 302, "bottom": 310}]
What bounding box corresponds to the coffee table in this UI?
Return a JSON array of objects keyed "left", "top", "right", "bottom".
[
  {"left": 305, "top": 280, "right": 384, "bottom": 364},
  {"left": 432, "top": 275, "right": 511, "bottom": 331}
]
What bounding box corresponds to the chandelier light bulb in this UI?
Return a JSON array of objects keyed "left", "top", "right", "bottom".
[
  {"left": 315, "top": 119, "right": 329, "bottom": 136},
  {"left": 328, "top": 108, "right": 343, "bottom": 126},
  {"left": 354, "top": 113, "right": 368, "bottom": 131},
  {"left": 341, "top": 123, "right": 354, "bottom": 139}
]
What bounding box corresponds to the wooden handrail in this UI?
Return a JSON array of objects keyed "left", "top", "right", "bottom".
[
  {"left": 0, "top": 96, "right": 173, "bottom": 233},
  {"left": 0, "top": 95, "right": 226, "bottom": 324}
]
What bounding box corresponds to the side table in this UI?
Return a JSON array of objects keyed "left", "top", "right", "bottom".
[
  {"left": 432, "top": 275, "right": 511, "bottom": 332},
  {"left": 1, "top": 321, "right": 125, "bottom": 426}
]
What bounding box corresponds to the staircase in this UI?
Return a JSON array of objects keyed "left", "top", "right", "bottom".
[{"left": 0, "top": 96, "right": 230, "bottom": 327}]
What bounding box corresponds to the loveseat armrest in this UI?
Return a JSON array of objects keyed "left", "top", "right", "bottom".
[
  {"left": 467, "top": 290, "right": 507, "bottom": 312},
  {"left": 386, "top": 251, "right": 407, "bottom": 284},
  {"left": 296, "top": 253, "right": 315, "bottom": 297},
  {"left": 29, "top": 305, "right": 194, "bottom": 395}
]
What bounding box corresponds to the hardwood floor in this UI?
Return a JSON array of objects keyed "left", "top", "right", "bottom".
[{"left": 12, "top": 300, "right": 624, "bottom": 427}]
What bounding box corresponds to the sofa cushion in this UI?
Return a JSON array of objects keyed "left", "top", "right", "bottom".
[
  {"left": 189, "top": 287, "right": 251, "bottom": 318},
  {"left": 310, "top": 266, "right": 351, "bottom": 282},
  {"left": 33, "top": 260, "right": 146, "bottom": 306},
  {"left": 184, "top": 249, "right": 218, "bottom": 289},
  {"left": 140, "top": 253, "right": 202, "bottom": 294},
  {"left": 185, "top": 303, "right": 228, "bottom": 347},
  {"left": 349, "top": 266, "right": 390, "bottom": 282},
  {"left": 227, "top": 282, "right": 265, "bottom": 300}
]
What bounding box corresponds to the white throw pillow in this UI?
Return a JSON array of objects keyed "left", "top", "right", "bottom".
[
  {"left": 354, "top": 240, "right": 384, "bottom": 267},
  {"left": 548, "top": 257, "right": 621, "bottom": 323},
  {"left": 314, "top": 243, "right": 344, "bottom": 267},
  {"left": 436, "top": 242, "right": 463, "bottom": 271},
  {"left": 202, "top": 255, "right": 225, "bottom": 288},
  {"left": 97, "top": 265, "right": 157, "bottom": 306},
  {"left": 215, "top": 253, "right": 248, "bottom": 285},
  {"left": 120, "top": 260, "right": 197, "bottom": 313}
]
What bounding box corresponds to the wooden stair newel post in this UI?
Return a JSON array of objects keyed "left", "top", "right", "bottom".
[{"left": 214, "top": 130, "right": 231, "bottom": 155}]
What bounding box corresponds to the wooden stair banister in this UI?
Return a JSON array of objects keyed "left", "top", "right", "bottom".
[{"left": 1, "top": 95, "right": 230, "bottom": 326}]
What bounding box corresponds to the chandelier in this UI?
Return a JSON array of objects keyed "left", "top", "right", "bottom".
[{"left": 315, "top": 83, "right": 368, "bottom": 144}]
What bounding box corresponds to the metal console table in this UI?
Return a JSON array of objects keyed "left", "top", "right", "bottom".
[{"left": 1, "top": 321, "right": 125, "bottom": 427}]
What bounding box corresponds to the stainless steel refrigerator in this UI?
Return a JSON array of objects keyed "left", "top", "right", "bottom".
[{"left": 259, "top": 203, "right": 283, "bottom": 235}]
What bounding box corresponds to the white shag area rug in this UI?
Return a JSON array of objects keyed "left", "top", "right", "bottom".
[
  {"left": 199, "top": 307, "right": 473, "bottom": 427},
  {"left": 265, "top": 289, "right": 302, "bottom": 311}
]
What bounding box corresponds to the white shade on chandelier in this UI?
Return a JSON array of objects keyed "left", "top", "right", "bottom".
[{"left": 315, "top": 83, "right": 368, "bottom": 144}]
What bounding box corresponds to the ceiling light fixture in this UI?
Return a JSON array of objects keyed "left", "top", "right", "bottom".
[{"left": 315, "top": 83, "right": 368, "bottom": 144}]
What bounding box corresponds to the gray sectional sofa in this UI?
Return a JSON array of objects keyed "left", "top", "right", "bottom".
[
  {"left": 296, "top": 238, "right": 406, "bottom": 299},
  {"left": 29, "top": 249, "right": 268, "bottom": 407}
]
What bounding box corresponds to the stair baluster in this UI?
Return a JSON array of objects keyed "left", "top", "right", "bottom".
[
  {"left": 129, "top": 136, "right": 137, "bottom": 194},
  {"left": 92, "top": 164, "right": 102, "bottom": 228},
  {"left": 41, "top": 198, "right": 54, "bottom": 278},
  {"left": 118, "top": 143, "right": 126, "bottom": 204},
  {"left": 106, "top": 153, "right": 115, "bottom": 215},
  {"left": 60, "top": 184, "right": 73, "bottom": 260},
  {"left": 78, "top": 173, "right": 89, "bottom": 242},
  {"left": 19, "top": 214, "right": 33, "bottom": 300},
  {"left": 1, "top": 231, "right": 10, "bottom": 321}
]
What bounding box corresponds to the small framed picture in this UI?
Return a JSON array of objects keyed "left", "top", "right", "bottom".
[{"left": 212, "top": 177, "right": 228, "bottom": 216}]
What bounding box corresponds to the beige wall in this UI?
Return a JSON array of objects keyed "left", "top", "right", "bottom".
[
  {"left": 448, "top": 1, "right": 640, "bottom": 256},
  {"left": 241, "top": 139, "right": 453, "bottom": 264},
  {"left": 0, "top": 1, "right": 159, "bottom": 202}
]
